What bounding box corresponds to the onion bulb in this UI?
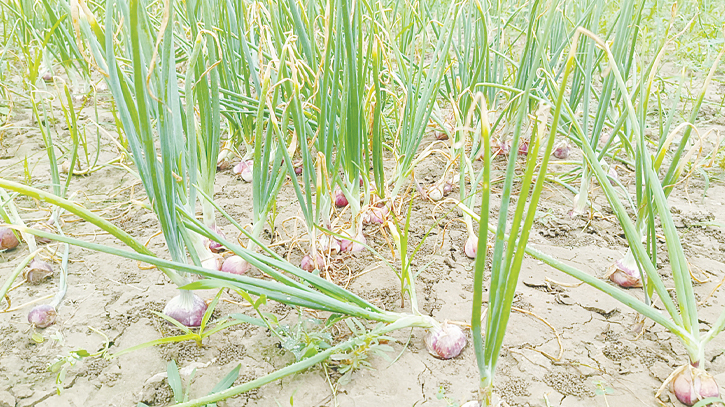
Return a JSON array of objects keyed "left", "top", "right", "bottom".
[
  {"left": 338, "top": 233, "right": 353, "bottom": 253},
  {"left": 552, "top": 141, "right": 570, "bottom": 159},
  {"left": 28, "top": 304, "right": 57, "bottom": 328},
  {"left": 495, "top": 139, "right": 511, "bottom": 156},
  {"left": 518, "top": 139, "right": 530, "bottom": 156},
  {"left": 0, "top": 227, "right": 19, "bottom": 251},
  {"left": 216, "top": 158, "right": 233, "bottom": 171},
  {"left": 301, "top": 252, "right": 325, "bottom": 272},
  {"left": 349, "top": 232, "right": 366, "bottom": 253},
  {"left": 204, "top": 226, "right": 226, "bottom": 253},
  {"left": 334, "top": 189, "right": 349, "bottom": 207},
  {"left": 221, "top": 255, "right": 249, "bottom": 275},
  {"left": 163, "top": 292, "right": 208, "bottom": 327},
  {"left": 425, "top": 321, "right": 467, "bottom": 359},
  {"left": 30, "top": 222, "right": 54, "bottom": 244},
  {"left": 363, "top": 205, "right": 389, "bottom": 225},
  {"left": 292, "top": 160, "right": 304, "bottom": 175},
  {"left": 671, "top": 365, "right": 720, "bottom": 406},
  {"left": 464, "top": 235, "right": 478, "bottom": 259},
  {"left": 568, "top": 192, "right": 588, "bottom": 218},
  {"left": 436, "top": 131, "right": 449, "bottom": 141},
  {"left": 607, "top": 166, "right": 619, "bottom": 185},
  {"left": 318, "top": 234, "right": 341, "bottom": 254},
  {"left": 60, "top": 160, "right": 72, "bottom": 174},
  {"left": 608, "top": 251, "right": 642, "bottom": 288},
  {"left": 428, "top": 184, "right": 444, "bottom": 202},
  {"left": 202, "top": 254, "right": 223, "bottom": 271},
  {"left": 233, "top": 160, "right": 253, "bottom": 182},
  {"left": 24, "top": 259, "right": 53, "bottom": 285}
]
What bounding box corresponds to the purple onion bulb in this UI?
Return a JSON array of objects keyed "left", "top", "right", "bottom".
[
  {"left": 205, "top": 226, "right": 226, "bottom": 253},
  {"left": 442, "top": 182, "right": 453, "bottom": 195},
  {"left": 24, "top": 259, "right": 53, "bottom": 285},
  {"left": 334, "top": 189, "right": 349, "bottom": 207},
  {"left": 464, "top": 235, "right": 478, "bottom": 259},
  {"left": 163, "top": 293, "right": 208, "bottom": 327},
  {"left": 425, "top": 322, "right": 467, "bottom": 359},
  {"left": 31, "top": 223, "right": 53, "bottom": 244},
  {"left": 338, "top": 234, "right": 353, "bottom": 253},
  {"left": 496, "top": 139, "right": 511, "bottom": 156},
  {"left": 0, "top": 227, "right": 19, "bottom": 251},
  {"left": 301, "top": 252, "right": 325, "bottom": 272},
  {"left": 518, "top": 139, "right": 529, "bottom": 156},
  {"left": 552, "top": 141, "right": 570, "bottom": 159},
  {"left": 28, "top": 304, "right": 57, "bottom": 328},
  {"left": 671, "top": 366, "right": 720, "bottom": 406},
  {"left": 350, "top": 232, "right": 366, "bottom": 253},
  {"left": 609, "top": 252, "right": 642, "bottom": 288},
  {"left": 221, "top": 255, "right": 250, "bottom": 275},
  {"left": 364, "top": 206, "right": 389, "bottom": 225}
]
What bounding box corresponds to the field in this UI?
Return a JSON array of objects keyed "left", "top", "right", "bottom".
[{"left": 1, "top": 1, "right": 725, "bottom": 406}]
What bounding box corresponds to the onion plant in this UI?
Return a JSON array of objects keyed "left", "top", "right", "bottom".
[
  {"left": 467, "top": 1, "right": 562, "bottom": 403},
  {"left": 386, "top": 1, "right": 458, "bottom": 202},
  {"left": 556, "top": 28, "right": 725, "bottom": 405},
  {"left": 458, "top": 19, "right": 725, "bottom": 405},
  {"left": 70, "top": 0, "right": 227, "bottom": 325}
]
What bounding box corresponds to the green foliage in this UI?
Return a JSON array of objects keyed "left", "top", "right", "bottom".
[
  {"left": 165, "top": 359, "right": 241, "bottom": 406},
  {"left": 276, "top": 317, "right": 333, "bottom": 363},
  {"left": 329, "top": 319, "right": 394, "bottom": 385}
]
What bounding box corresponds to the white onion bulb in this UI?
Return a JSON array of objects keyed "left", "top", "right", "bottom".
[
  {"left": 318, "top": 234, "right": 341, "bottom": 254},
  {"left": 202, "top": 254, "right": 223, "bottom": 271},
  {"left": 428, "top": 184, "right": 444, "bottom": 201},
  {"left": 233, "top": 160, "right": 253, "bottom": 182}
]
